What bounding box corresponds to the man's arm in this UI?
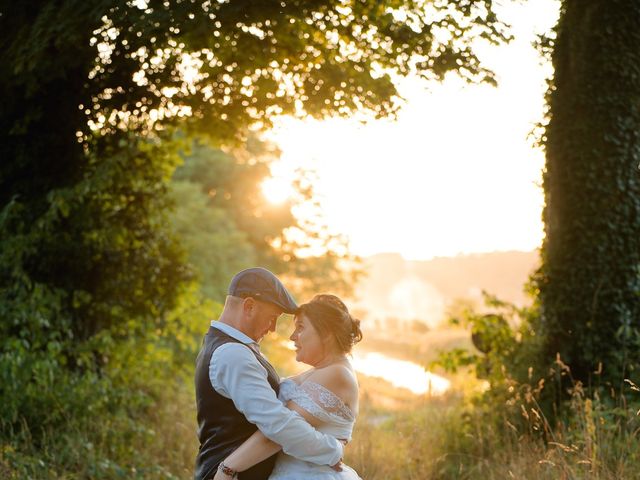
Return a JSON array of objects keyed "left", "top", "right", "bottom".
[
  {"left": 212, "top": 395, "right": 332, "bottom": 479},
  {"left": 210, "top": 343, "right": 343, "bottom": 465}
]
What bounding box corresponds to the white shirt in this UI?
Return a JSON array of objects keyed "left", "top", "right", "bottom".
[{"left": 208, "top": 321, "right": 343, "bottom": 466}]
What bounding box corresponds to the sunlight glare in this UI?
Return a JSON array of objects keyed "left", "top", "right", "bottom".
[
  {"left": 351, "top": 352, "right": 451, "bottom": 396},
  {"left": 261, "top": 176, "right": 293, "bottom": 204},
  {"left": 264, "top": 0, "right": 559, "bottom": 260},
  {"left": 281, "top": 340, "right": 451, "bottom": 395}
]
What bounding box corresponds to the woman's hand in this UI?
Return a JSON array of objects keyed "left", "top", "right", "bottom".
[
  {"left": 212, "top": 461, "right": 238, "bottom": 480},
  {"left": 212, "top": 469, "right": 234, "bottom": 480}
]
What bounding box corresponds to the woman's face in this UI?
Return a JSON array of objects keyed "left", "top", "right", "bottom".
[{"left": 290, "top": 313, "right": 326, "bottom": 366}]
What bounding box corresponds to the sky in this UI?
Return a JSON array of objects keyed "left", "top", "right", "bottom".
[{"left": 263, "top": 0, "right": 560, "bottom": 261}]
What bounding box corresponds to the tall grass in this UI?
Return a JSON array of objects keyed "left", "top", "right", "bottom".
[
  {"left": 4, "top": 322, "right": 639, "bottom": 480},
  {"left": 0, "top": 353, "right": 199, "bottom": 480},
  {"left": 346, "top": 361, "right": 640, "bottom": 480}
]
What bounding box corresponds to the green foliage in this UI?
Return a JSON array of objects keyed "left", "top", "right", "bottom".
[
  {"left": 172, "top": 137, "right": 295, "bottom": 259},
  {"left": 0, "top": 130, "right": 193, "bottom": 464},
  {"left": 436, "top": 0, "right": 640, "bottom": 430},
  {"left": 532, "top": 0, "right": 640, "bottom": 393},
  {"left": 1, "top": 0, "right": 510, "bottom": 355},
  {"left": 170, "top": 136, "right": 292, "bottom": 292},
  {"left": 0, "top": 283, "right": 216, "bottom": 479},
  {"left": 0, "top": 132, "right": 188, "bottom": 344},
  {"left": 169, "top": 136, "right": 362, "bottom": 301},
  {"left": 1, "top": 0, "right": 511, "bottom": 476},
  {"left": 61, "top": 0, "right": 509, "bottom": 141},
  {"left": 436, "top": 292, "right": 542, "bottom": 384},
  {"left": 168, "top": 178, "right": 256, "bottom": 300},
  {"left": 426, "top": 383, "right": 640, "bottom": 479},
  {"left": 0, "top": 0, "right": 512, "bottom": 347},
  {"left": 430, "top": 292, "right": 640, "bottom": 478}
]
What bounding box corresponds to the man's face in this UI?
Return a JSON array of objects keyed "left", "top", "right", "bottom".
[{"left": 245, "top": 298, "right": 283, "bottom": 342}]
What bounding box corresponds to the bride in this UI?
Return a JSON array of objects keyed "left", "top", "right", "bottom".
[{"left": 213, "top": 294, "right": 363, "bottom": 480}]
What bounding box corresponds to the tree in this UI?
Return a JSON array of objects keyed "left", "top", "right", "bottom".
[
  {"left": 534, "top": 1, "right": 640, "bottom": 393},
  {"left": 168, "top": 178, "right": 256, "bottom": 301},
  {"left": 170, "top": 135, "right": 362, "bottom": 301},
  {"left": 1, "top": 0, "right": 509, "bottom": 342},
  {"left": 0, "top": 0, "right": 510, "bottom": 444}
]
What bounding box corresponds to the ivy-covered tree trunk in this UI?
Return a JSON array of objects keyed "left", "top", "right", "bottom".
[{"left": 539, "top": 0, "right": 640, "bottom": 389}]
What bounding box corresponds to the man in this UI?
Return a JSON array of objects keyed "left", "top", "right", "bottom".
[{"left": 194, "top": 267, "right": 343, "bottom": 480}]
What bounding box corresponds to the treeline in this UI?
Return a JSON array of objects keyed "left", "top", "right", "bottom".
[
  {"left": 0, "top": 127, "right": 356, "bottom": 478},
  {"left": 0, "top": 1, "right": 506, "bottom": 477},
  {"left": 169, "top": 135, "right": 360, "bottom": 301},
  {"left": 4, "top": 0, "right": 638, "bottom": 478}
]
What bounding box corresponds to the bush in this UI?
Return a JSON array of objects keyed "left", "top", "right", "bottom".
[{"left": 0, "top": 288, "right": 218, "bottom": 479}]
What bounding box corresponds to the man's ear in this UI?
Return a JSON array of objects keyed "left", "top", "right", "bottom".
[{"left": 242, "top": 297, "right": 256, "bottom": 316}]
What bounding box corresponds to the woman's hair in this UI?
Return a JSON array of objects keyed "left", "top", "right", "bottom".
[{"left": 297, "top": 294, "right": 363, "bottom": 354}]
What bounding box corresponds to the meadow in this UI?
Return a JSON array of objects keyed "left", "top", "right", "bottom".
[
  {"left": 348, "top": 329, "right": 640, "bottom": 480},
  {"left": 3, "top": 316, "right": 640, "bottom": 480},
  {"left": 272, "top": 321, "right": 640, "bottom": 480}
]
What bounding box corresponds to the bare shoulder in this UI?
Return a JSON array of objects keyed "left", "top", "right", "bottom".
[
  {"left": 286, "top": 369, "right": 313, "bottom": 384},
  {"left": 305, "top": 363, "right": 359, "bottom": 407}
]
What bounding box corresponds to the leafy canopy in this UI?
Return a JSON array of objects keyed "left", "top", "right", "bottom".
[{"left": 0, "top": 0, "right": 509, "bottom": 452}]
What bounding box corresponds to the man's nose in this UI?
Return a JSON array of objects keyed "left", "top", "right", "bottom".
[{"left": 289, "top": 331, "right": 296, "bottom": 341}]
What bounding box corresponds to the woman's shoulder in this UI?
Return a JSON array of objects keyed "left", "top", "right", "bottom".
[
  {"left": 287, "top": 362, "right": 356, "bottom": 387},
  {"left": 309, "top": 362, "right": 356, "bottom": 387},
  {"left": 285, "top": 368, "right": 314, "bottom": 385},
  {"left": 304, "top": 363, "right": 358, "bottom": 408}
]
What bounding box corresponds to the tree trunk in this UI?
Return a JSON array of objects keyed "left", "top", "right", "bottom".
[{"left": 539, "top": 0, "right": 640, "bottom": 389}]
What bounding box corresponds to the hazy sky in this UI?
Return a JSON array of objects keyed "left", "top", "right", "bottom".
[{"left": 264, "top": 0, "right": 560, "bottom": 261}]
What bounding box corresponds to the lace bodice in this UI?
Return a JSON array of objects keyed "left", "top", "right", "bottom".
[
  {"left": 278, "top": 379, "right": 355, "bottom": 440},
  {"left": 269, "top": 379, "right": 361, "bottom": 479}
]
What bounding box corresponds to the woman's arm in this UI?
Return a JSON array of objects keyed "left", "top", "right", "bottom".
[{"left": 212, "top": 430, "right": 280, "bottom": 480}]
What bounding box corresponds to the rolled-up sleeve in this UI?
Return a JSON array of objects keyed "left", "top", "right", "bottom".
[{"left": 209, "top": 343, "right": 343, "bottom": 466}]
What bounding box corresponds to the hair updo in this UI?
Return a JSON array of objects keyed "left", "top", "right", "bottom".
[{"left": 296, "top": 294, "right": 363, "bottom": 354}]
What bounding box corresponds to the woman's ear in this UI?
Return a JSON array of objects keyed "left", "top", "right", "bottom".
[{"left": 323, "top": 332, "right": 338, "bottom": 352}]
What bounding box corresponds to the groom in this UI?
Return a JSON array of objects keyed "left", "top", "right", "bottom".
[{"left": 194, "top": 267, "right": 344, "bottom": 480}]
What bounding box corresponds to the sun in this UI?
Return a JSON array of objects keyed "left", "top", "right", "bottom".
[{"left": 261, "top": 176, "right": 293, "bottom": 204}]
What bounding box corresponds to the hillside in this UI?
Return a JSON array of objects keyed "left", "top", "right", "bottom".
[{"left": 352, "top": 250, "right": 539, "bottom": 327}]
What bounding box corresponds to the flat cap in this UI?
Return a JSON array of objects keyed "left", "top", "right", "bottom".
[{"left": 228, "top": 267, "right": 298, "bottom": 314}]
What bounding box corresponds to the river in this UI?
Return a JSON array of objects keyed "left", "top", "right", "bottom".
[
  {"left": 280, "top": 340, "right": 450, "bottom": 396},
  {"left": 351, "top": 351, "right": 450, "bottom": 396}
]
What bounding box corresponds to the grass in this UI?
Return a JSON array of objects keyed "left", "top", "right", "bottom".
[
  {"left": 346, "top": 350, "right": 640, "bottom": 479},
  {"left": 4, "top": 326, "right": 640, "bottom": 479}
]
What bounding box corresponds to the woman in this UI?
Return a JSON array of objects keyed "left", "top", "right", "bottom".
[{"left": 213, "top": 294, "right": 363, "bottom": 480}]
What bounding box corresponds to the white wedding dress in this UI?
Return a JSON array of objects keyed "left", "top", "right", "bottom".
[{"left": 269, "top": 379, "right": 362, "bottom": 480}]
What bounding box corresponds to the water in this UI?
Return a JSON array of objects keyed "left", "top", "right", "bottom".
[
  {"left": 280, "top": 340, "right": 450, "bottom": 396},
  {"left": 351, "top": 351, "right": 451, "bottom": 396}
]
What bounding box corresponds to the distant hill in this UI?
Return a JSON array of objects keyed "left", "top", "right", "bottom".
[{"left": 352, "top": 251, "right": 539, "bottom": 328}]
